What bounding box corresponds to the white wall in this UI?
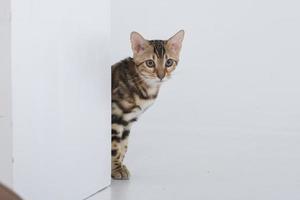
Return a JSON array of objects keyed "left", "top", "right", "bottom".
[
  {"left": 110, "top": 2, "right": 300, "bottom": 199},
  {"left": 11, "top": 0, "right": 110, "bottom": 199},
  {"left": 0, "top": 0, "right": 13, "bottom": 188},
  {"left": 112, "top": 0, "right": 300, "bottom": 134}
]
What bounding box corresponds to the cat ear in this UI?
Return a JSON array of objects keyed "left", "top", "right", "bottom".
[
  {"left": 167, "top": 30, "right": 185, "bottom": 54},
  {"left": 130, "top": 31, "right": 147, "bottom": 54}
]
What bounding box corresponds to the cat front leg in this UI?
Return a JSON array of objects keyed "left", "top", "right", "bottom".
[
  {"left": 111, "top": 117, "right": 131, "bottom": 180},
  {"left": 111, "top": 101, "right": 140, "bottom": 180},
  {"left": 120, "top": 129, "right": 130, "bottom": 162}
]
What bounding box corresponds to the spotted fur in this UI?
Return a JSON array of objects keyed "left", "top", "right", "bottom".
[{"left": 111, "top": 30, "right": 184, "bottom": 180}]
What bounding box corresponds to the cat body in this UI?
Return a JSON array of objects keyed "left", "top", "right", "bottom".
[{"left": 111, "top": 31, "right": 184, "bottom": 180}]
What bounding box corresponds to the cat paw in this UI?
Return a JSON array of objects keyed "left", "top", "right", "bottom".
[{"left": 111, "top": 165, "right": 131, "bottom": 180}]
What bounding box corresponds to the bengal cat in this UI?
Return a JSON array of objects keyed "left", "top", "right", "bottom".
[{"left": 111, "top": 30, "right": 185, "bottom": 180}]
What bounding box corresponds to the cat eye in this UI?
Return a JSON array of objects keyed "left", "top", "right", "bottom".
[
  {"left": 165, "top": 59, "right": 174, "bottom": 67},
  {"left": 145, "top": 60, "right": 155, "bottom": 68}
]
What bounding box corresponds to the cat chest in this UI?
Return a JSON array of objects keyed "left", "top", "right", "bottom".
[
  {"left": 136, "top": 97, "right": 155, "bottom": 111},
  {"left": 123, "top": 97, "right": 155, "bottom": 121},
  {"left": 135, "top": 86, "right": 158, "bottom": 110}
]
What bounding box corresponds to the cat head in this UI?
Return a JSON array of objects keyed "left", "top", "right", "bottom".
[{"left": 130, "top": 30, "right": 184, "bottom": 84}]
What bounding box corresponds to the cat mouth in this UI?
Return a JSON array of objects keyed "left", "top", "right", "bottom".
[{"left": 155, "top": 80, "right": 167, "bottom": 83}]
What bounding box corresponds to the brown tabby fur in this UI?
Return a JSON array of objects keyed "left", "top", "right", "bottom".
[{"left": 111, "top": 30, "right": 184, "bottom": 180}]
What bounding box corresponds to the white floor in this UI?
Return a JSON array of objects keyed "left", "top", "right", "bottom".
[{"left": 89, "top": 128, "right": 300, "bottom": 200}]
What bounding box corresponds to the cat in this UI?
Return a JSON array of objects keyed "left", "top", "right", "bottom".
[{"left": 111, "top": 30, "right": 185, "bottom": 180}]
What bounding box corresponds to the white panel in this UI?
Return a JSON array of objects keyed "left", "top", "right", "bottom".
[
  {"left": 0, "top": 0, "right": 13, "bottom": 188},
  {"left": 11, "top": 0, "right": 110, "bottom": 199}
]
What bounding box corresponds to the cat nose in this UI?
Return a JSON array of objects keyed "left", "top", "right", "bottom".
[{"left": 157, "top": 72, "right": 165, "bottom": 80}]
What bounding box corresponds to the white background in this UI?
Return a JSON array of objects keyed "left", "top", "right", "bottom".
[
  {"left": 0, "top": 0, "right": 13, "bottom": 187},
  {"left": 110, "top": 0, "right": 300, "bottom": 199},
  {"left": 10, "top": 0, "right": 110, "bottom": 199},
  {"left": 112, "top": 0, "right": 300, "bottom": 133}
]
